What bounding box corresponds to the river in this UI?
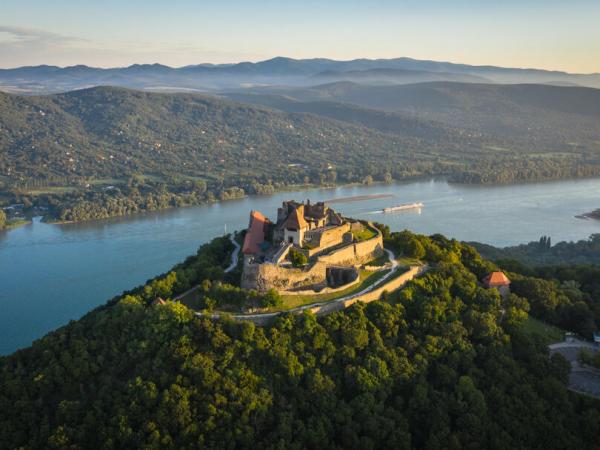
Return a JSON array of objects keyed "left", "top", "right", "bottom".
[{"left": 1, "top": 178, "right": 600, "bottom": 355}]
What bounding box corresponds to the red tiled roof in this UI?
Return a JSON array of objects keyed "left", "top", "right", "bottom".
[
  {"left": 242, "top": 210, "right": 269, "bottom": 254},
  {"left": 483, "top": 271, "right": 511, "bottom": 287}
]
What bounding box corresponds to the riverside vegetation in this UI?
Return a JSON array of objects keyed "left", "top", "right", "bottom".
[
  {"left": 1, "top": 228, "right": 599, "bottom": 448},
  {"left": 2, "top": 85, "right": 600, "bottom": 222}
]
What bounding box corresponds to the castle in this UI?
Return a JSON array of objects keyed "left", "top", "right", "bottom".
[{"left": 241, "top": 200, "right": 384, "bottom": 292}]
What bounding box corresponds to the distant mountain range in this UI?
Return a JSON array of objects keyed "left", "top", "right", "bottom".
[{"left": 1, "top": 56, "right": 600, "bottom": 94}]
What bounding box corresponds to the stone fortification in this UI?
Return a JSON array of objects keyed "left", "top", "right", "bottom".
[
  {"left": 304, "top": 223, "right": 351, "bottom": 257},
  {"left": 241, "top": 227, "right": 384, "bottom": 292}
]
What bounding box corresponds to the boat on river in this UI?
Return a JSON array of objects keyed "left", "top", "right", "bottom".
[{"left": 382, "top": 202, "right": 424, "bottom": 213}]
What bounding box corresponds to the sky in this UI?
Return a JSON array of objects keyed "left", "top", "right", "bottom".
[{"left": 1, "top": 0, "right": 600, "bottom": 73}]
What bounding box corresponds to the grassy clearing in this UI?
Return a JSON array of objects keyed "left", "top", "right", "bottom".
[
  {"left": 352, "top": 228, "right": 377, "bottom": 242},
  {"left": 521, "top": 316, "right": 564, "bottom": 344},
  {"left": 86, "top": 178, "right": 124, "bottom": 186},
  {"left": 275, "top": 269, "right": 390, "bottom": 311},
  {"left": 367, "top": 255, "right": 390, "bottom": 266},
  {"left": 24, "top": 186, "right": 79, "bottom": 195},
  {"left": 396, "top": 257, "right": 421, "bottom": 266}
]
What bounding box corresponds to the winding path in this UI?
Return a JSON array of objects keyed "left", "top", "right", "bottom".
[
  {"left": 550, "top": 338, "right": 600, "bottom": 399},
  {"left": 174, "top": 233, "right": 240, "bottom": 302},
  {"left": 224, "top": 233, "right": 241, "bottom": 273}
]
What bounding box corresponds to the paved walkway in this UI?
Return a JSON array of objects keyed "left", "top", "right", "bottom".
[
  {"left": 550, "top": 338, "right": 600, "bottom": 399},
  {"left": 224, "top": 234, "right": 241, "bottom": 273}
]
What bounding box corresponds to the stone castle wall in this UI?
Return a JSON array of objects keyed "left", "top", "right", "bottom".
[
  {"left": 242, "top": 225, "right": 384, "bottom": 292},
  {"left": 304, "top": 223, "right": 351, "bottom": 257},
  {"left": 241, "top": 259, "right": 328, "bottom": 292},
  {"left": 305, "top": 265, "right": 428, "bottom": 315}
]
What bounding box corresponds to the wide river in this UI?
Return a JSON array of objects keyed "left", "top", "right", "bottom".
[{"left": 1, "top": 178, "right": 600, "bottom": 355}]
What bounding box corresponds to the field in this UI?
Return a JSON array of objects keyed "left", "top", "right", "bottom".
[
  {"left": 275, "top": 269, "right": 390, "bottom": 310},
  {"left": 521, "top": 316, "right": 564, "bottom": 344}
]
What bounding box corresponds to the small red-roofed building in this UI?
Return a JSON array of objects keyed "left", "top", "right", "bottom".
[
  {"left": 483, "top": 271, "right": 511, "bottom": 296},
  {"left": 151, "top": 297, "right": 167, "bottom": 306}
]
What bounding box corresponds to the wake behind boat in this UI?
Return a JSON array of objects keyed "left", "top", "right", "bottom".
[{"left": 382, "top": 202, "right": 424, "bottom": 213}]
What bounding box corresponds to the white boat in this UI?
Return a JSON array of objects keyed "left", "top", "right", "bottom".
[{"left": 382, "top": 202, "right": 424, "bottom": 213}]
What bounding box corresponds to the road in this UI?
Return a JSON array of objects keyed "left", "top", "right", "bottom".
[
  {"left": 224, "top": 233, "right": 241, "bottom": 273},
  {"left": 174, "top": 233, "right": 240, "bottom": 302},
  {"left": 550, "top": 338, "right": 600, "bottom": 399}
]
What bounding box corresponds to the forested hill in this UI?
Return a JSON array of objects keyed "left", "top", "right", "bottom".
[
  {"left": 2, "top": 85, "right": 600, "bottom": 222},
  {"left": 232, "top": 81, "right": 600, "bottom": 148},
  {"left": 470, "top": 234, "right": 600, "bottom": 267},
  {"left": 1, "top": 231, "right": 600, "bottom": 448},
  {"left": 0, "top": 85, "right": 497, "bottom": 185},
  {"left": 3, "top": 84, "right": 600, "bottom": 187}
]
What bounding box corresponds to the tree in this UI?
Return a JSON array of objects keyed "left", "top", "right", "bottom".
[
  {"left": 289, "top": 248, "right": 308, "bottom": 267},
  {"left": 261, "top": 289, "right": 282, "bottom": 308},
  {"left": 393, "top": 231, "right": 426, "bottom": 259},
  {"left": 0, "top": 209, "right": 5, "bottom": 229}
]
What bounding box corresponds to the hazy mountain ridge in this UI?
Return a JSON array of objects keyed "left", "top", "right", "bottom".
[
  {"left": 312, "top": 68, "right": 493, "bottom": 85},
  {"left": 2, "top": 56, "right": 600, "bottom": 94}
]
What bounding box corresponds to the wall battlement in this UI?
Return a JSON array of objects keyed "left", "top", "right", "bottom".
[{"left": 241, "top": 223, "right": 384, "bottom": 292}]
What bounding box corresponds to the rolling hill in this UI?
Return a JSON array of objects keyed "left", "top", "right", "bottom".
[
  {"left": 0, "top": 85, "right": 491, "bottom": 186},
  {"left": 2, "top": 85, "right": 600, "bottom": 221},
  {"left": 229, "top": 82, "right": 600, "bottom": 148}
]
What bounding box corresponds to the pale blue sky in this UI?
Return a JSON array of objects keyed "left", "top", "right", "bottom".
[{"left": 1, "top": 0, "right": 599, "bottom": 72}]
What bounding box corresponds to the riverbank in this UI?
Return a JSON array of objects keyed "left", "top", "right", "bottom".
[
  {"left": 8, "top": 171, "right": 600, "bottom": 227},
  {"left": 3, "top": 176, "right": 600, "bottom": 354},
  {"left": 3, "top": 218, "right": 31, "bottom": 230}
]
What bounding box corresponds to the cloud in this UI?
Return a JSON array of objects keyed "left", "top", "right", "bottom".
[
  {"left": 0, "top": 25, "right": 87, "bottom": 48},
  {"left": 0, "top": 25, "right": 97, "bottom": 67},
  {"left": 0, "top": 24, "right": 265, "bottom": 68}
]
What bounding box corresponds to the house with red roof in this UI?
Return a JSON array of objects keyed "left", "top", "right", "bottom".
[{"left": 483, "top": 271, "right": 511, "bottom": 296}]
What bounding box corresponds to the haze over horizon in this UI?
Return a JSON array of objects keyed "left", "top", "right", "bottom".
[{"left": 2, "top": 0, "right": 600, "bottom": 73}]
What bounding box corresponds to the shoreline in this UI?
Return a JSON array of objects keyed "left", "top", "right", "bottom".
[
  {"left": 575, "top": 209, "right": 600, "bottom": 221},
  {"left": 4, "top": 173, "right": 600, "bottom": 228}
]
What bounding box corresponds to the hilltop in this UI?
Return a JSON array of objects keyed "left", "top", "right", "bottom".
[{"left": 1, "top": 229, "right": 599, "bottom": 448}]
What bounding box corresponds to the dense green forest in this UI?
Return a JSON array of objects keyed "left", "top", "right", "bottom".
[
  {"left": 3, "top": 86, "right": 600, "bottom": 222},
  {"left": 471, "top": 235, "right": 600, "bottom": 336},
  {"left": 1, "top": 229, "right": 599, "bottom": 449},
  {"left": 235, "top": 81, "right": 600, "bottom": 146}
]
